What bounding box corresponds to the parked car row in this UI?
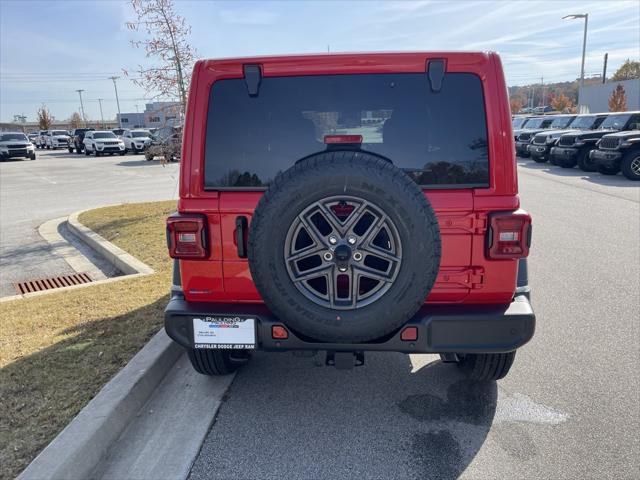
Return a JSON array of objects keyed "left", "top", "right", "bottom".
[
  {"left": 512, "top": 111, "right": 640, "bottom": 180},
  {"left": 19, "top": 126, "right": 181, "bottom": 162}
]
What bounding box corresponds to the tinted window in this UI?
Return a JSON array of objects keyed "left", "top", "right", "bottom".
[
  {"left": 600, "top": 114, "right": 631, "bottom": 130},
  {"left": 550, "top": 116, "right": 574, "bottom": 128},
  {"left": 51, "top": 130, "right": 67, "bottom": 136},
  {"left": 1, "top": 133, "right": 28, "bottom": 141},
  {"left": 93, "top": 132, "right": 116, "bottom": 139},
  {"left": 131, "top": 131, "right": 150, "bottom": 138},
  {"left": 512, "top": 117, "right": 528, "bottom": 129},
  {"left": 204, "top": 73, "right": 489, "bottom": 188}
]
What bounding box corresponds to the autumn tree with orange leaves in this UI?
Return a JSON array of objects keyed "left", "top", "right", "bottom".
[{"left": 608, "top": 84, "right": 628, "bottom": 112}]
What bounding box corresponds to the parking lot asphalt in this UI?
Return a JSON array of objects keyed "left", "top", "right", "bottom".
[
  {"left": 190, "top": 161, "right": 639, "bottom": 479},
  {"left": 0, "top": 149, "right": 178, "bottom": 298}
]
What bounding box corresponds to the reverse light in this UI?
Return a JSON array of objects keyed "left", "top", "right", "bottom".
[
  {"left": 166, "top": 213, "right": 208, "bottom": 259},
  {"left": 487, "top": 210, "right": 532, "bottom": 260}
]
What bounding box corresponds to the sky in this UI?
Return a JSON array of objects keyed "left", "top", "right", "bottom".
[{"left": 1, "top": 0, "right": 638, "bottom": 123}]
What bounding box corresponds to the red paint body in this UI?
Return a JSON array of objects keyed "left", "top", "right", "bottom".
[{"left": 176, "top": 52, "right": 523, "bottom": 306}]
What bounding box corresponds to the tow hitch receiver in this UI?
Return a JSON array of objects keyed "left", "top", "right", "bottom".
[{"left": 326, "top": 351, "right": 365, "bottom": 370}]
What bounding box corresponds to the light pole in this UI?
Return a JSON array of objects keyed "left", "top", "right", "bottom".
[
  {"left": 563, "top": 13, "right": 588, "bottom": 110},
  {"left": 97, "top": 98, "right": 105, "bottom": 126},
  {"left": 109, "top": 76, "right": 122, "bottom": 128},
  {"left": 76, "top": 89, "right": 87, "bottom": 125}
]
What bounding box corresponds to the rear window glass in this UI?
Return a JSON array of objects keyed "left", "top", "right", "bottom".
[{"left": 204, "top": 73, "right": 489, "bottom": 189}]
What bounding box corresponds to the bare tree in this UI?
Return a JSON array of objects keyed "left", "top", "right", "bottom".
[
  {"left": 68, "top": 112, "right": 83, "bottom": 129},
  {"left": 125, "top": 0, "right": 195, "bottom": 114},
  {"left": 37, "top": 105, "right": 53, "bottom": 130}
]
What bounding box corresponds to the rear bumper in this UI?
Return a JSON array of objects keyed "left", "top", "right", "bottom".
[{"left": 165, "top": 294, "right": 535, "bottom": 354}]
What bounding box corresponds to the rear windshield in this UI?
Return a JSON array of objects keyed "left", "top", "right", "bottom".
[{"left": 204, "top": 73, "right": 489, "bottom": 189}]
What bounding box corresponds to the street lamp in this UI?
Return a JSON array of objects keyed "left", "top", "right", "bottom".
[{"left": 563, "top": 13, "right": 588, "bottom": 110}]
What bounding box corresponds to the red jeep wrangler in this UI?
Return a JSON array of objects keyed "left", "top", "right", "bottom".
[{"left": 165, "top": 52, "right": 534, "bottom": 380}]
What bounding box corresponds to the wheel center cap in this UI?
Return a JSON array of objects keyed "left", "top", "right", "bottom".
[{"left": 334, "top": 244, "right": 352, "bottom": 268}]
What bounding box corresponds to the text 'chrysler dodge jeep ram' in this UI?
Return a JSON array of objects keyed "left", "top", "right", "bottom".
[{"left": 164, "top": 52, "right": 535, "bottom": 381}]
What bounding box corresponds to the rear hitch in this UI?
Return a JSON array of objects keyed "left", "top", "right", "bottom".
[
  {"left": 326, "top": 351, "right": 365, "bottom": 370},
  {"left": 439, "top": 353, "right": 460, "bottom": 363}
]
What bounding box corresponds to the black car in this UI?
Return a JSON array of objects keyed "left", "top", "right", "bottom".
[
  {"left": 591, "top": 130, "right": 640, "bottom": 179},
  {"left": 514, "top": 116, "right": 557, "bottom": 157},
  {"left": 528, "top": 114, "right": 607, "bottom": 164},
  {"left": 550, "top": 111, "right": 640, "bottom": 171},
  {"left": 70, "top": 128, "right": 95, "bottom": 154}
]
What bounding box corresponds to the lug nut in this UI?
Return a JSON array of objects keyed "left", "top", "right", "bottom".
[
  {"left": 329, "top": 235, "right": 338, "bottom": 245},
  {"left": 347, "top": 235, "right": 357, "bottom": 245},
  {"left": 323, "top": 252, "right": 333, "bottom": 261},
  {"left": 353, "top": 252, "right": 363, "bottom": 261}
]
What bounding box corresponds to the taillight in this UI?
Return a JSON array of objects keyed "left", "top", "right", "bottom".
[
  {"left": 166, "top": 214, "right": 208, "bottom": 259},
  {"left": 324, "top": 134, "right": 363, "bottom": 144},
  {"left": 487, "top": 210, "right": 532, "bottom": 259}
]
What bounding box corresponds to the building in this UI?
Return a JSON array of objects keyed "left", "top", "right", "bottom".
[
  {"left": 0, "top": 120, "right": 118, "bottom": 133},
  {"left": 580, "top": 79, "right": 640, "bottom": 113},
  {"left": 117, "top": 101, "right": 181, "bottom": 129}
]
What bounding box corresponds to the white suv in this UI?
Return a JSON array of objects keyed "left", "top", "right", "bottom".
[
  {"left": 45, "top": 130, "right": 71, "bottom": 149},
  {"left": 122, "top": 129, "right": 152, "bottom": 154},
  {"left": 83, "top": 131, "right": 126, "bottom": 156},
  {"left": 0, "top": 132, "right": 36, "bottom": 161}
]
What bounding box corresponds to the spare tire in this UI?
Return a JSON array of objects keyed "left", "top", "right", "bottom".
[{"left": 248, "top": 151, "right": 441, "bottom": 342}]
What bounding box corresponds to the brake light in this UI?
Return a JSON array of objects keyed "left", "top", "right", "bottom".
[
  {"left": 324, "top": 134, "right": 363, "bottom": 144},
  {"left": 487, "top": 210, "right": 532, "bottom": 259},
  {"left": 166, "top": 214, "right": 208, "bottom": 259}
]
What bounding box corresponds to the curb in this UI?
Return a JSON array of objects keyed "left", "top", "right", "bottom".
[
  {"left": 68, "top": 210, "right": 154, "bottom": 276},
  {"left": 18, "top": 330, "right": 184, "bottom": 480},
  {"left": 0, "top": 208, "right": 154, "bottom": 303}
]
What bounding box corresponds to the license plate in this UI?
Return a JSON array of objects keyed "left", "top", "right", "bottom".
[{"left": 192, "top": 316, "right": 256, "bottom": 349}]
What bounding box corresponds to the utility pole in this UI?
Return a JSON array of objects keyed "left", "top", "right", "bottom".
[
  {"left": 109, "top": 76, "right": 122, "bottom": 128},
  {"left": 563, "top": 13, "right": 589, "bottom": 110},
  {"left": 541, "top": 77, "right": 546, "bottom": 108},
  {"left": 97, "top": 98, "right": 105, "bottom": 126},
  {"left": 135, "top": 104, "right": 139, "bottom": 113},
  {"left": 76, "top": 89, "right": 87, "bottom": 125},
  {"left": 602, "top": 53, "right": 608, "bottom": 84}
]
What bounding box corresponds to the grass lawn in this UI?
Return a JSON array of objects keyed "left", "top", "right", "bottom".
[{"left": 0, "top": 200, "right": 176, "bottom": 480}]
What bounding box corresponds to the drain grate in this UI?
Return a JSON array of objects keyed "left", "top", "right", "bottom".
[{"left": 14, "top": 273, "right": 93, "bottom": 295}]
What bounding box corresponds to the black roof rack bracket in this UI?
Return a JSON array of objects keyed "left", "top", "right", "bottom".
[
  {"left": 243, "top": 64, "right": 262, "bottom": 97},
  {"left": 427, "top": 59, "right": 446, "bottom": 93}
]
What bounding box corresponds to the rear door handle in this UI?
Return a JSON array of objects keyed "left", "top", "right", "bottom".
[{"left": 235, "top": 216, "right": 248, "bottom": 258}]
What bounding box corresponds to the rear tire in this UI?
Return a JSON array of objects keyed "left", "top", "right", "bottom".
[
  {"left": 186, "top": 348, "right": 248, "bottom": 376},
  {"left": 620, "top": 150, "right": 640, "bottom": 181},
  {"left": 443, "top": 351, "right": 516, "bottom": 381}
]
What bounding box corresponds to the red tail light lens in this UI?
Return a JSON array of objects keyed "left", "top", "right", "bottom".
[
  {"left": 166, "top": 214, "right": 208, "bottom": 259},
  {"left": 271, "top": 325, "right": 289, "bottom": 339},
  {"left": 324, "top": 134, "right": 363, "bottom": 144},
  {"left": 487, "top": 210, "right": 532, "bottom": 259},
  {"left": 401, "top": 326, "right": 418, "bottom": 341}
]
